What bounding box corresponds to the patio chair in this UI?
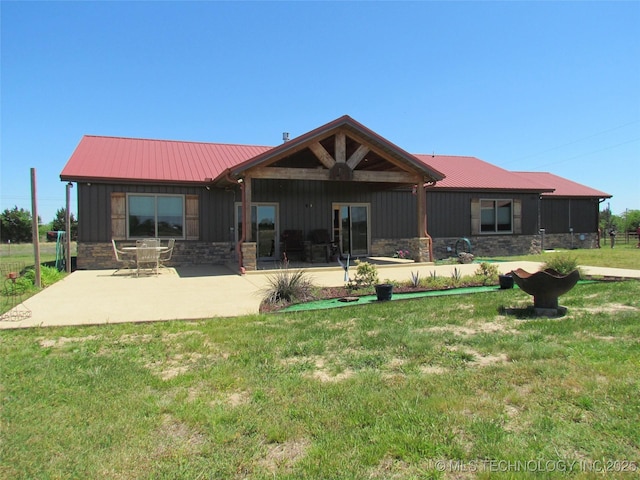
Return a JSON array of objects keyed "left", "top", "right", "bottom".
[
  {"left": 112, "top": 239, "right": 135, "bottom": 272},
  {"left": 280, "top": 230, "right": 304, "bottom": 261},
  {"left": 136, "top": 238, "right": 160, "bottom": 248},
  {"left": 159, "top": 238, "right": 175, "bottom": 268},
  {"left": 308, "top": 229, "right": 333, "bottom": 263},
  {"left": 136, "top": 246, "right": 159, "bottom": 277}
]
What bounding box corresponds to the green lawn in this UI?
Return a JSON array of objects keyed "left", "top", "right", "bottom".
[
  {"left": 0, "top": 242, "right": 73, "bottom": 315},
  {"left": 1, "top": 279, "right": 638, "bottom": 479},
  {"left": 0, "top": 240, "right": 76, "bottom": 267},
  {"left": 490, "top": 241, "right": 640, "bottom": 270}
]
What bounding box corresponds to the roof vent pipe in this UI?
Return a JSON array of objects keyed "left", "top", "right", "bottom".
[{"left": 282, "top": 132, "right": 289, "bottom": 143}]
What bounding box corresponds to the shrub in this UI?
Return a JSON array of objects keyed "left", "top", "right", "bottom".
[
  {"left": 22, "top": 265, "right": 65, "bottom": 288},
  {"left": 542, "top": 254, "right": 581, "bottom": 276},
  {"left": 348, "top": 260, "right": 379, "bottom": 291},
  {"left": 450, "top": 267, "right": 462, "bottom": 285},
  {"left": 261, "top": 269, "right": 314, "bottom": 305},
  {"left": 474, "top": 262, "right": 499, "bottom": 285},
  {"left": 423, "top": 275, "right": 450, "bottom": 290},
  {"left": 409, "top": 270, "right": 420, "bottom": 288}
]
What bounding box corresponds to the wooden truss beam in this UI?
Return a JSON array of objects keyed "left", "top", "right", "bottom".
[
  {"left": 249, "top": 166, "right": 419, "bottom": 184},
  {"left": 308, "top": 142, "right": 335, "bottom": 169}
]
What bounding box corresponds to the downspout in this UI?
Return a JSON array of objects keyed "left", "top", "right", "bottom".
[{"left": 598, "top": 198, "right": 606, "bottom": 247}]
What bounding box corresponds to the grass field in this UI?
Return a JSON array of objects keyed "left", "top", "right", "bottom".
[
  {"left": 1, "top": 276, "right": 638, "bottom": 478},
  {"left": 0, "top": 242, "right": 74, "bottom": 315},
  {"left": 489, "top": 241, "right": 640, "bottom": 270},
  {"left": 0, "top": 241, "right": 77, "bottom": 267}
]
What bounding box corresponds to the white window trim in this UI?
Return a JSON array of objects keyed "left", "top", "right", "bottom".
[
  {"left": 126, "top": 193, "right": 186, "bottom": 239},
  {"left": 332, "top": 202, "right": 371, "bottom": 255}
]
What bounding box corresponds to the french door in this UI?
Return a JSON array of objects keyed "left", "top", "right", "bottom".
[
  {"left": 236, "top": 203, "right": 278, "bottom": 260},
  {"left": 333, "top": 204, "right": 369, "bottom": 256}
]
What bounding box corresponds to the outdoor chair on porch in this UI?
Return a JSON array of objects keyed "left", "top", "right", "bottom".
[
  {"left": 136, "top": 238, "right": 160, "bottom": 248},
  {"left": 159, "top": 238, "right": 175, "bottom": 268},
  {"left": 136, "top": 246, "right": 159, "bottom": 277},
  {"left": 308, "top": 229, "right": 334, "bottom": 263},
  {"left": 280, "top": 230, "right": 304, "bottom": 261},
  {"left": 112, "top": 239, "right": 135, "bottom": 272}
]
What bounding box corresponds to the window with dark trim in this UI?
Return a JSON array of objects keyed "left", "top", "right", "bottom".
[
  {"left": 127, "top": 194, "right": 184, "bottom": 238},
  {"left": 480, "top": 199, "right": 513, "bottom": 233}
]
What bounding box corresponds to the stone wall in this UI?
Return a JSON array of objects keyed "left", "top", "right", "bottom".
[
  {"left": 371, "top": 237, "right": 432, "bottom": 262},
  {"left": 539, "top": 232, "right": 599, "bottom": 251},
  {"left": 431, "top": 232, "right": 599, "bottom": 260},
  {"left": 240, "top": 242, "right": 257, "bottom": 272},
  {"left": 77, "top": 241, "right": 235, "bottom": 270}
]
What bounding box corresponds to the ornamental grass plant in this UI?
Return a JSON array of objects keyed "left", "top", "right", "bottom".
[{"left": 260, "top": 268, "right": 314, "bottom": 306}]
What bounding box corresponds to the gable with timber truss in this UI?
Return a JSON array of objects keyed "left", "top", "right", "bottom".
[{"left": 223, "top": 115, "right": 445, "bottom": 187}]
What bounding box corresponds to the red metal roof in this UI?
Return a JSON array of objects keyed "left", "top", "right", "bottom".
[
  {"left": 59, "top": 126, "right": 608, "bottom": 199},
  {"left": 415, "top": 154, "right": 553, "bottom": 191},
  {"left": 512, "top": 171, "right": 611, "bottom": 198},
  {"left": 61, "top": 135, "right": 271, "bottom": 184}
]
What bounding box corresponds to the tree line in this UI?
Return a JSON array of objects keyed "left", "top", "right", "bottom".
[
  {"left": 0, "top": 206, "right": 78, "bottom": 243},
  {"left": 599, "top": 207, "right": 640, "bottom": 235}
]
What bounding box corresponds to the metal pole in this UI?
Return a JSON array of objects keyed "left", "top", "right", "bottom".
[
  {"left": 30, "top": 168, "right": 41, "bottom": 288},
  {"left": 66, "top": 182, "right": 73, "bottom": 273}
]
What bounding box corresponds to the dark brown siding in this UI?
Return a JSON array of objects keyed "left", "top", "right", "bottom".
[
  {"left": 78, "top": 180, "right": 420, "bottom": 244},
  {"left": 540, "top": 198, "right": 600, "bottom": 234},
  {"left": 253, "top": 180, "right": 417, "bottom": 239},
  {"left": 77, "top": 183, "right": 235, "bottom": 243},
  {"left": 425, "top": 191, "right": 541, "bottom": 237}
]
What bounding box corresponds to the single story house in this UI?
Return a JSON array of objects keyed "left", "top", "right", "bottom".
[{"left": 60, "top": 115, "right": 611, "bottom": 270}]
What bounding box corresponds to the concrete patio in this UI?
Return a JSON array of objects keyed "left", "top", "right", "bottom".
[{"left": 1, "top": 261, "right": 639, "bottom": 329}]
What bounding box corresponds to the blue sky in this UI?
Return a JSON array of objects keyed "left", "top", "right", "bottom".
[{"left": 1, "top": 1, "right": 639, "bottom": 224}]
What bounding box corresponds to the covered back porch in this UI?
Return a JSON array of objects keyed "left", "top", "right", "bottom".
[{"left": 219, "top": 116, "right": 444, "bottom": 272}]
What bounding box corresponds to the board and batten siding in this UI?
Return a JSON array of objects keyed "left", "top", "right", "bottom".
[
  {"left": 425, "top": 191, "right": 541, "bottom": 237},
  {"left": 252, "top": 179, "right": 417, "bottom": 239},
  {"left": 540, "top": 198, "right": 600, "bottom": 234},
  {"left": 77, "top": 183, "right": 236, "bottom": 243}
]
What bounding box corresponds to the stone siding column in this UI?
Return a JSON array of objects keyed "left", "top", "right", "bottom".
[{"left": 241, "top": 242, "right": 257, "bottom": 271}]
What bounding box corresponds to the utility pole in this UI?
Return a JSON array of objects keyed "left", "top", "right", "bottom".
[{"left": 30, "top": 168, "right": 41, "bottom": 288}]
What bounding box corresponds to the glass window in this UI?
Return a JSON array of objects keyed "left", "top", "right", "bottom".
[
  {"left": 496, "top": 200, "right": 512, "bottom": 232},
  {"left": 480, "top": 199, "right": 512, "bottom": 233},
  {"left": 128, "top": 194, "right": 184, "bottom": 238}
]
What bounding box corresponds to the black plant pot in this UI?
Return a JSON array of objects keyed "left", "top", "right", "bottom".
[
  {"left": 499, "top": 274, "right": 514, "bottom": 289},
  {"left": 375, "top": 283, "right": 393, "bottom": 301}
]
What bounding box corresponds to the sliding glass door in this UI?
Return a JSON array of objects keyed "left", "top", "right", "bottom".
[
  {"left": 333, "top": 204, "right": 369, "bottom": 256},
  {"left": 236, "top": 203, "right": 278, "bottom": 260}
]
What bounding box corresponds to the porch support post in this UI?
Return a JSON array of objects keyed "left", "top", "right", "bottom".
[
  {"left": 416, "top": 182, "right": 433, "bottom": 262},
  {"left": 243, "top": 176, "right": 252, "bottom": 242},
  {"left": 417, "top": 182, "right": 426, "bottom": 237}
]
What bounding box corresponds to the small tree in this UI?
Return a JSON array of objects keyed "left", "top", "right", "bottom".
[
  {"left": 348, "top": 260, "right": 379, "bottom": 291},
  {"left": 51, "top": 207, "right": 78, "bottom": 239},
  {"left": 599, "top": 205, "right": 612, "bottom": 233},
  {"left": 0, "top": 206, "right": 33, "bottom": 243}
]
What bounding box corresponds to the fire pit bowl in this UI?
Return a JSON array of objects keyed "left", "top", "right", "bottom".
[{"left": 510, "top": 268, "right": 580, "bottom": 311}]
